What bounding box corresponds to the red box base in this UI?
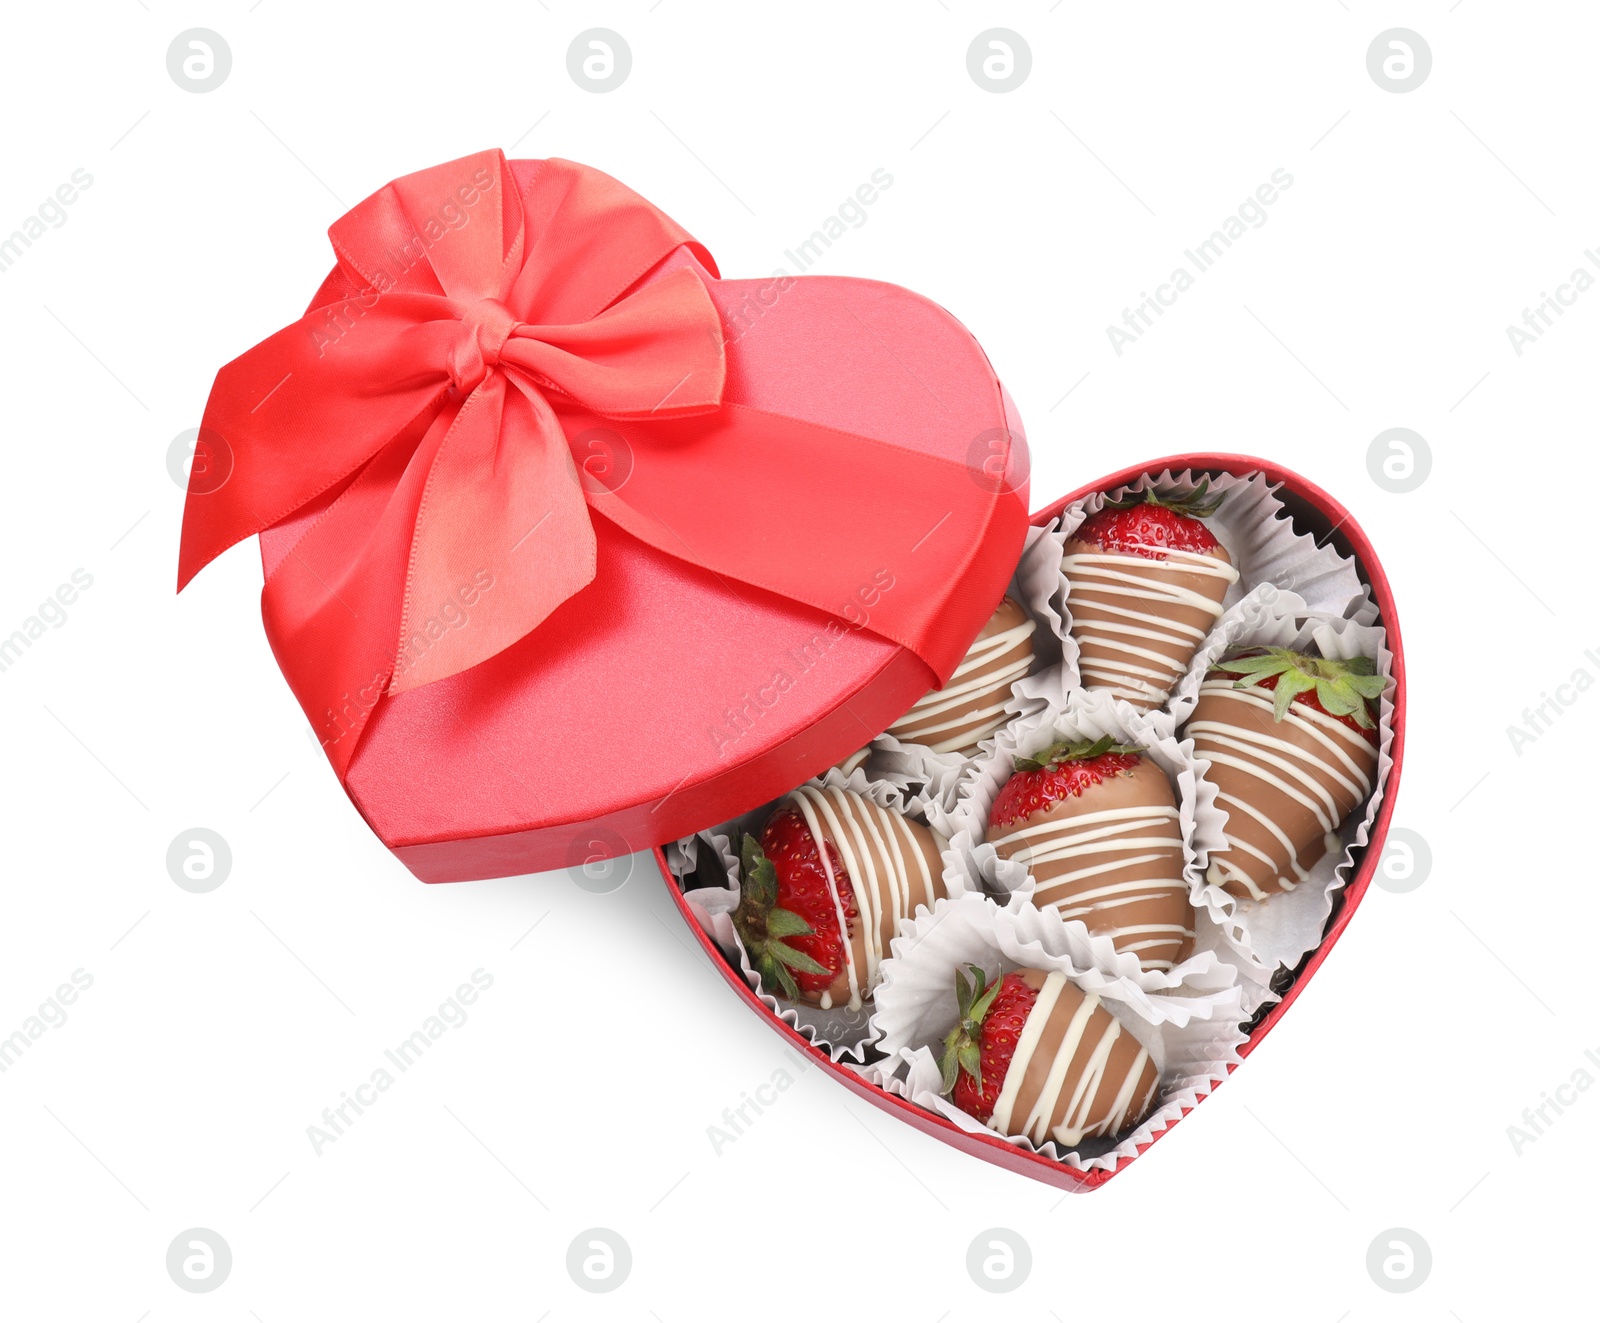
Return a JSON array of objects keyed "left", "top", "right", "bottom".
[{"left": 656, "top": 454, "right": 1406, "bottom": 1191}]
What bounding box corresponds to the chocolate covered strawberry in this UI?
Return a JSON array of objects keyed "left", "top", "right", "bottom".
[
  {"left": 886, "top": 595, "right": 1037, "bottom": 753},
  {"left": 986, "top": 735, "right": 1194, "bottom": 970},
  {"left": 1063, "top": 482, "right": 1239, "bottom": 710},
  {"left": 1183, "top": 647, "right": 1382, "bottom": 901},
  {"left": 941, "top": 964, "right": 1158, "bottom": 1145},
  {"left": 735, "top": 785, "right": 945, "bottom": 1010}
]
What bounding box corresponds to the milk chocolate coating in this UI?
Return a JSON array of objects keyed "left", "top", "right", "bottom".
[
  {"left": 988, "top": 758, "right": 1194, "bottom": 970},
  {"left": 784, "top": 785, "right": 946, "bottom": 1008},
  {"left": 986, "top": 968, "right": 1160, "bottom": 1146},
  {"left": 1184, "top": 678, "right": 1378, "bottom": 901},
  {"left": 886, "top": 596, "right": 1035, "bottom": 753},
  {"left": 1063, "top": 537, "right": 1234, "bottom": 711}
]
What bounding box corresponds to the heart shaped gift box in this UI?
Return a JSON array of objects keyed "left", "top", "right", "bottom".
[{"left": 180, "top": 153, "right": 1405, "bottom": 1190}]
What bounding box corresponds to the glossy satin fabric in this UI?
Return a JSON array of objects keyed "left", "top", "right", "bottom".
[{"left": 179, "top": 151, "right": 1016, "bottom": 778}]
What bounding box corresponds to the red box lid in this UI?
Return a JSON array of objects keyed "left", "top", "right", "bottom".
[{"left": 181, "top": 153, "right": 1031, "bottom": 881}]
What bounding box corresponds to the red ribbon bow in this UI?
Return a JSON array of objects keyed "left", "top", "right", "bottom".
[{"left": 179, "top": 151, "right": 1017, "bottom": 778}]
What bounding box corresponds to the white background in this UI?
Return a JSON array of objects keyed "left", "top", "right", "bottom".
[{"left": 0, "top": 2, "right": 1592, "bottom": 1317}]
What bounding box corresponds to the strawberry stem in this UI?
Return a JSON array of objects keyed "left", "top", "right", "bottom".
[
  {"left": 1013, "top": 733, "right": 1144, "bottom": 774},
  {"left": 939, "top": 964, "right": 1001, "bottom": 1095},
  {"left": 733, "top": 834, "right": 829, "bottom": 1000},
  {"left": 1102, "top": 476, "right": 1225, "bottom": 521},
  {"left": 1215, "top": 648, "right": 1383, "bottom": 729}
]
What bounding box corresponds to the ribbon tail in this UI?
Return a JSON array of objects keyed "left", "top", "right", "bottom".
[
  {"left": 178, "top": 294, "right": 462, "bottom": 591},
  {"left": 391, "top": 374, "right": 596, "bottom": 694},
  {"left": 260, "top": 404, "right": 456, "bottom": 780}
]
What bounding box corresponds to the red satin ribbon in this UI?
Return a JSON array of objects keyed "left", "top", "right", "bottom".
[{"left": 179, "top": 150, "right": 1011, "bottom": 778}]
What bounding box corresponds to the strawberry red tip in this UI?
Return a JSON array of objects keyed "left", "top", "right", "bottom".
[
  {"left": 1076, "top": 480, "right": 1223, "bottom": 560},
  {"left": 989, "top": 736, "right": 1146, "bottom": 829}
]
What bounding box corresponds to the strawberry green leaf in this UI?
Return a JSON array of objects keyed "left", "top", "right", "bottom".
[
  {"left": 765, "top": 907, "right": 813, "bottom": 939},
  {"left": 1104, "top": 478, "right": 1224, "bottom": 520},
  {"left": 941, "top": 965, "right": 1001, "bottom": 1097},
  {"left": 1219, "top": 651, "right": 1292, "bottom": 679},
  {"left": 940, "top": 1037, "right": 960, "bottom": 1094},
  {"left": 1315, "top": 677, "right": 1359, "bottom": 716},
  {"left": 766, "top": 939, "right": 830, "bottom": 976},
  {"left": 739, "top": 834, "right": 777, "bottom": 907},
  {"left": 1220, "top": 647, "right": 1382, "bottom": 729},
  {"left": 1014, "top": 735, "right": 1143, "bottom": 773},
  {"left": 1273, "top": 668, "right": 1318, "bottom": 722},
  {"left": 766, "top": 957, "right": 800, "bottom": 1002},
  {"left": 968, "top": 977, "right": 1001, "bottom": 1025},
  {"left": 958, "top": 1040, "right": 982, "bottom": 1084},
  {"left": 954, "top": 964, "right": 979, "bottom": 1019}
]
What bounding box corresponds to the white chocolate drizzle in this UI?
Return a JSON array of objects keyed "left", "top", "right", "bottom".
[
  {"left": 1063, "top": 542, "right": 1239, "bottom": 706},
  {"left": 987, "top": 972, "right": 1155, "bottom": 1146},
  {"left": 887, "top": 619, "right": 1036, "bottom": 752},
  {"left": 988, "top": 804, "right": 1192, "bottom": 971},
  {"left": 786, "top": 786, "right": 941, "bottom": 1011},
  {"left": 1190, "top": 680, "right": 1375, "bottom": 900}
]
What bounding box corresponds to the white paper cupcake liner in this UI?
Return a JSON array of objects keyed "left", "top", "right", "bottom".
[
  {"left": 935, "top": 687, "right": 1237, "bottom": 994},
  {"left": 1013, "top": 518, "right": 1074, "bottom": 672},
  {"left": 666, "top": 765, "right": 955, "bottom": 1063},
  {"left": 1171, "top": 607, "right": 1397, "bottom": 984},
  {"left": 858, "top": 739, "right": 971, "bottom": 818},
  {"left": 864, "top": 895, "right": 1245, "bottom": 1172}
]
